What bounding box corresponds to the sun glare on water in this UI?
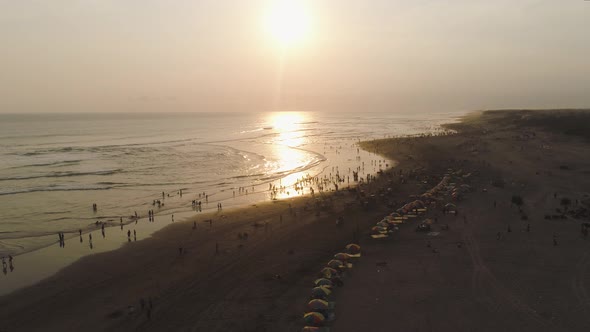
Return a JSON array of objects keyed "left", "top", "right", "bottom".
[
  {"left": 265, "top": 0, "right": 311, "bottom": 48},
  {"left": 266, "top": 112, "right": 311, "bottom": 199}
]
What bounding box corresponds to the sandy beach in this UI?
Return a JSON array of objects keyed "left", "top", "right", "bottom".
[{"left": 1, "top": 109, "right": 590, "bottom": 332}]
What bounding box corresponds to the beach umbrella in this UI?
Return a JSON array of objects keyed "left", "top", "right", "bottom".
[
  {"left": 345, "top": 243, "right": 361, "bottom": 254},
  {"left": 385, "top": 216, "right": 398, "bottom": 223},
  {"left": 311, "top": 286, "right": 331, "bottom": 299},
  {"left": 334, "top": 253, "right": 350, "bottom": 261},
  {"left": 376, "top": 221, "right": 389, "bottom": 228},
  {"left": 372, "top": 226, "right": 388, "bottom": 233},
  {"left": 302, "top": 327, "right": 329, "bottom": 332},
  {"left": 307, "top": 299, "right": 334, "bottom": 311},
  {"left": 303, "top": 312, "right": 325, "bottom": 326},
  {"left": 327, "top": 259, "right": 344, "bottom": 269},
  {"left": 314, "top": 278, "right": 333, "bottom": 287},
  {"left": 319, "top": 267, "right": 338, "bottom": 278}
]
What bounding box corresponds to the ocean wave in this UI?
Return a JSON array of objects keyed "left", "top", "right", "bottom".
[
  {"left": 9, "top": 160, "right": 82, "bottom": 169},
  {"left": 8, "top": 137, "right": 203, "bottom": 157},
  {"left": 0, "top": 230, "right": 75, "bottom": 241},
  {"left": 239, "top": 128, "right": 265, "bottom": 134},
  {"left": 0, "top": 169, "right": 123, "bottom": 182},
  {"left": 231, "top": 173, "right": 265, "bottom": 179},
  {"left": 0, "top": 186, "right": 113, "bottom": 196}
]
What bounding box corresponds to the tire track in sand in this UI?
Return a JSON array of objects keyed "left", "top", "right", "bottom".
[
  {"left": 572, "top": 251, "right": 590, "bottom": 319},
  {"left": 463, "top": 228, "right": 552, "bottom": 329}
]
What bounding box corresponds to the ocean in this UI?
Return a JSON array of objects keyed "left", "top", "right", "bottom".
[{"left": 0, "top": 111, "right": 460, "bottom": 258}]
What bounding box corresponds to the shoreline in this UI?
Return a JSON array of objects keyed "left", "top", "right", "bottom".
[
  {"left": 3, "top": 109, "right": 589, "bottom": 331},
  {"left": 0, "top": 137, "right": 395, "bottom": 297},
  {"left": 0, "top": 124, "right": 426, "bottom": 331},
  {"left": 0, "top": 111, "right": 458, "bottom": 260}
]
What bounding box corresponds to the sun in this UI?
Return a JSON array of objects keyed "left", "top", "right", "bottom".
[{"left": 265, "top": 0, "right": 311, "bottom": 48}]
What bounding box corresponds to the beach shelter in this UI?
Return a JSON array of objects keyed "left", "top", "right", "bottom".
[
  {"left": 311, "top": 286, "right": 331, "bottom": 299},
  {"left": 327, "top": 259, "right": 344, "bottom": 269},
  {"left": 307, "top": 299, "right": 335, "bottom": 311},
  {"left": 334, "top": 253, "right": 350, "bottom": 261},
  {"left": 314, "top": 278, "right": 333, "bottom": 287},
  {"left": 303, "top": 312, "right": 326, "bottom": 326},
  {"left": 345, "top": 243, "right": 361, "bottom": 254}
]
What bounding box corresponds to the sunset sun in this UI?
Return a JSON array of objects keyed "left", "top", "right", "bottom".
[{"left": 265, "top": 0, "right": 311, "bottom": 48}]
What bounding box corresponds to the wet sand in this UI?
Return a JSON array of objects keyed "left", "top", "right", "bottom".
[{"left": 1, "top": 110, "right": 590, "bottom": 331}]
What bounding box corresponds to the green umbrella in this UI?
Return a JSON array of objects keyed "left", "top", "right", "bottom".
[
  {"left": 334, "top": 252, "right": 350, "bottom": 261},
  {"left": 311, "top": 286, "right": 331, "bottom": 299},
  {"left": 303, "top": 312, "right": 325, "bottom": 326},
  {"left": 319, "top": 267, "right": 338, "bottom": 278},
  {"left": 327, "top": 259, "right": 344, "bottom": 269},
  {"left": 314, "top": 278, "right": 333, "bottom": 287},
  {"left": 307, "top": 299, "right": 335, "bottom": 311}
]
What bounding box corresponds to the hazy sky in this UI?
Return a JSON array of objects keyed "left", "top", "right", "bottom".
[{"left": 1, "top": 0, "right": 589, "bottom": 113}]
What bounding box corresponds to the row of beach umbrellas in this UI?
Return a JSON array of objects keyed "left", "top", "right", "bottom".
[
  {"left": 301, "top": 169, "right": 469, "bottom": 330},
  {"left": 371, "top": 170, "right": 470, "bottom": 238},
  {"left": 302, "top": 243, "right": 361, "bottom": 330}
]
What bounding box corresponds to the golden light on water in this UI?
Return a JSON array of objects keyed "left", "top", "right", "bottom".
[
  {"left": 267, "top": 112, "right": 311, "bottom": 198},
  {"left": 269, "top": 112, "right": 305, "bottom": 147},
  {"left": 264, "top": 0, "right": 311, "bottom": 48}
]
